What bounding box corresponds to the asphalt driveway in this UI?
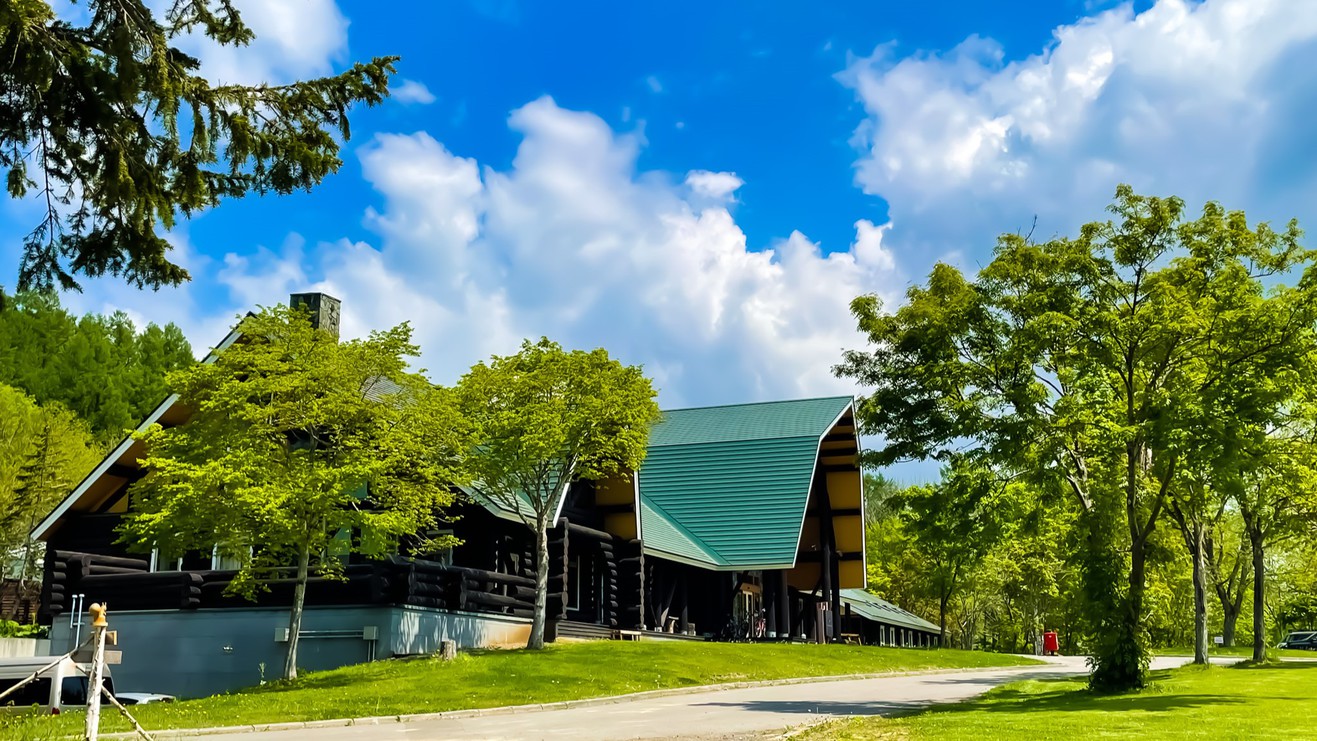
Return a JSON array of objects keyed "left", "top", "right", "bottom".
[{"left": 172, "top": 655, "right": 1200, "bottom": 741}]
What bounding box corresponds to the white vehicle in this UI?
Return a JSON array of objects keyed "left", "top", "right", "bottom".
[
  {"left": 0, "top": 655, "right": 114, "bottom": 715},
  {"left": 115, "top": 692, "right": 175, "bottom": 705}
]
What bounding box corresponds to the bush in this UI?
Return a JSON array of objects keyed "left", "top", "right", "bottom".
[{"left": 0, "top": 620, "right": 48, "bottom": 638}]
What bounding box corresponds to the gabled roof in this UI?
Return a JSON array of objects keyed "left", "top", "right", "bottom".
[
  {"left": 638, "top": 396, "right": 854, "bottom": 569},
  {"left": 840, "top": 588, "right": 941, "bottom": 633}
]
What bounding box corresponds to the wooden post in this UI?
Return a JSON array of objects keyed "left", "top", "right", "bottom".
[
  {"left": 678, "top": 577, "right": 689, "bottom": 634},
  {"left": 819, "top": 541, "right": 833, "bottom": 644},
  {"left": 774, "top": 571, "right": 784, "bottom": 639},
  {"left": 84, "top": 602, "right": 109, "bottom": 741},
  {"left": 765, "top": 574, "right": 777, "bottom": 638}
]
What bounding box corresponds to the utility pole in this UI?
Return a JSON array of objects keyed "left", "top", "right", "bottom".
[{"left": 84, "top": 602, "right": 108, "bottom": 741}]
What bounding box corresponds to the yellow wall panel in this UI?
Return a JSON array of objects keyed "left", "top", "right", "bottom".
[
  {"left": 787, "top": 562, "right": 820, "bottom": 591},
  {"left": 839, "top": 560, "right": 865, "bottom": 590},
  {"left": 605, "top": 512, "right": 637, "bottom": 540},
  {"left": 826, "top": 470, "right": 862, "bottom": 510},
  {"left": 834, "top": 514, "right": 864, "bottom": 553},
  {"left": 595, "top": 473, "right": 635, "bottom": 505}
]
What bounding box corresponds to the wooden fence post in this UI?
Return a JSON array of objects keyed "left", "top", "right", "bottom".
[{"left": 84, "top": 602, "right": 108, "bottom": 741}]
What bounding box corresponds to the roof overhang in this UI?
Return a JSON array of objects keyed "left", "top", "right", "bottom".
[{"left": 30, "top": 323, "right": 246, "bottom": 542}]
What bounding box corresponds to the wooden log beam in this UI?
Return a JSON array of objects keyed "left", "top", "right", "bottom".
[
  {"left": 795, "top": 550, "right": 864, "bottom": 563},
  {"left": 562, "top": 521, "right": 617, "bottom": 542},
  {"left": 460, "top": 590, "right": 534, "bottom": 612}
]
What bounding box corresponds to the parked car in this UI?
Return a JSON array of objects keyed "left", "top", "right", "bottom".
[
  {"left": 1277, "top": 631, "right": 1317, "bottom": 650},
  {"left": 115, "top": 692, "right": 176, "bottom": 705},
  {"left": 0, "top": 656, "right": 115, "bottom": 715}
]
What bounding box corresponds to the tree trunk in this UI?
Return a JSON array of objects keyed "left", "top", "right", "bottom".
[
  {"left": 1220, "top": 591, "right": 1242, "bottom": 648},
  {"left": 1249, "top": 523, "right": 1266, "bottom": 663},
  {"left": 284, "top": 543, "right": 310, "bottom": 681},
  {"left": 1191, "top": 520, "right": 1209, "bottom": 665},
  {"left": 528, "top": 519, "right": 550, "bottom": 649},
  {"left": 939, "top": 592, "right": 949, "bottom": 644}
]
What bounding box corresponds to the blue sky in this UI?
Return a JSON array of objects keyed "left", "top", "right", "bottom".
[{"left": 3, "top": 0, "right": 1313, "bottom": 482}]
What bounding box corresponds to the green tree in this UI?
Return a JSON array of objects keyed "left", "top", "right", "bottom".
[
  {"left": 1, "top": 1, "right": 396, "bottom": 291},
  {"left": 0, "top": 291, "right": 194, "bottom": 438},
  {"left": 837, "top": 187, "right": 1317, "bottom": 690},
  {"left": 121, "top": 305, "right": 463, "bottom": 680},
  {"left": 897, "top": 461, "right": 997, "bottom": 640},
  {"left": 454, "top": 338, "right": 661, "bottom": 649},
  {"left": 0, "top": 385, "right": 101, "bottom": 616},
  {"left": 1236, "top": 436, "right": 1317, "bottom": 661}
]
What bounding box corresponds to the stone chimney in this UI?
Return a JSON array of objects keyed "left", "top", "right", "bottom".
[{"left": 289, "top": 292, "right": 342, "bottom": 339}]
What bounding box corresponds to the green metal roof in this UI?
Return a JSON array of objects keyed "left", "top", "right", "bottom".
[
  {"left": 639, "top": 396, "right": 854, "bottom": 569},
  {"left": 840, "top": 589, "right": 940, "bottom": 633},
  {"left": 649, "top": 397, "right": 857, "bottom": 447}
]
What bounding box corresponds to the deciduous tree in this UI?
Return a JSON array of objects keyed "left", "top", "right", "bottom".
[
  {"left": 838, "top": 187, "right": 1317, "bottom": 690},
  {"left": 122, "top": 305, "right": 462, "bottom": 680},
  {"left": 454, "top": 338, "right": 660, "bottom": 649}
]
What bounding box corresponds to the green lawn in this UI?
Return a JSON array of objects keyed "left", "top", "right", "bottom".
[
  {"left": 2, "top": 642, "right": 1036, "bottom": 738},
  {"left": 806, "top": 661, "right": 1317, "bottom": 740},
  {"left": 1154, "top": 644, "right": 1317, "bottom": 660}
]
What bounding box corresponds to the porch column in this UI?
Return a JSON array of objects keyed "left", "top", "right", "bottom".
[
  {"left": 765, "top": 573, "right": 778, "bottom": 638},
  {"left": 778, "top": 571, "right": 791, "bottom": 640},
  {"left": 819, "top": 540, "right": 833, "bottom": 643}
]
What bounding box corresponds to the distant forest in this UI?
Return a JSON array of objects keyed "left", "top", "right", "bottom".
[{"left": 0, "top": 289, "right": 195, "bottom": 592}]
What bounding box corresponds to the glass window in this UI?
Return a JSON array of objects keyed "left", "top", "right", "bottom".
[
  {"left": 0, "top": 677, "right": 52, "bottom": 708},
  {"left": 60, "top": 676, "right": 88, "bottom": 706}
]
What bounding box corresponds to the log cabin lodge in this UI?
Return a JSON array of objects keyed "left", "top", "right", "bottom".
[{"left": 27, "top": 293, "right": 942, "bottom": 698}]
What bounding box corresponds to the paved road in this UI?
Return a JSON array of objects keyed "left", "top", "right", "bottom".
[{"left": 212, "top": 655, "right": 1197, "bottom": 741}]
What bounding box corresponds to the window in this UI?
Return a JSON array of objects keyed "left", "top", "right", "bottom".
[
  {"left": 211, "top": 545, "right": 247, "bottom": 571},
  {"left": 148, "top": 549, "right": 182, "bottom": 572},
  {"left": 421, "top": 529, "right": 454, "bottom": 566},
  {"left": 0, "top": 677, "right": 51, "bottom": 708},
  {"left": 60, "top": 676, "right": 87, "bottom": 706}
]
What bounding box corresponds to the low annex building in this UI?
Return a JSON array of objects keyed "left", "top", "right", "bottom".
[{"left": 27, "top": 294, "right": 927, "bottom": 698}]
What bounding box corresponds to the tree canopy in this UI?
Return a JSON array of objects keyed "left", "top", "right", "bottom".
[
  {"left": 0, "top": 289, "right": 194, "bottom": 440},
  {"left": 121, "top": 305, "right": 463, "bottom": 680},
  {"left": 455, "top": 338, "right": 661, "bottom": 649},
  {"left": 1, "top": 1, "right": 396, "bottom": 291},
  {"left": 839, "top": 186, "right": 1317, "bottom": 690},
  {"left": 0, "top": 383, "right": 102, "bottom": 613}
]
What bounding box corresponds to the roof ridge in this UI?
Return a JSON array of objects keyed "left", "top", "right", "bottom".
[
  {"left": 660, "top": 395, "right": 854, "bottom": 414},
  {"left": 648, "top": 432, "right": 840, "bottom": 448},
  {"left": 642, "top": 497, "right": 727, "bottom": 566}
]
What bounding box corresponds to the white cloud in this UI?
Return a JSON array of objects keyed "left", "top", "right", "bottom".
[
  {"left": 646, "top": 75, "right": 664, "bottom": 93},
  {"left": 392, "top": 79, "right": 437, "bottom": 105},
  {"left": 215, "top": 97, "right": 905, "bottom": 405},
  {"left": 171, "top": 0, "right": 350, "bottom": 84},
  {"left": 685, "top": 171, "right": 744, "bottom": 202},
  {"left": 839, "top": 0, "right": 1317, "bottom": 263}
]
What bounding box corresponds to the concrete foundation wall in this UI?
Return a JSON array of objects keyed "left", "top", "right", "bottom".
[
  {"left": 0, "top": 637, "right": 50, "bottom": 657},
  {"left": 49, "top": 605, "right": 530, "bottom": 699}
]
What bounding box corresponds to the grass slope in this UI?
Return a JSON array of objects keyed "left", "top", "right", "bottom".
[
  {"left": 4, "top": 642, "right": 1036, "bottom": 737},
  {"left": 809, "top": 661, "right": 1317, "bottom": 740}
]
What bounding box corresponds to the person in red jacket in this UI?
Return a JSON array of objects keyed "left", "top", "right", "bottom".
[{"left": 1043, "top": 629, "right": 1059, "bottom": 656}]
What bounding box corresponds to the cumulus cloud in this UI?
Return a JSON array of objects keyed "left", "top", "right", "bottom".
[
  {"left": 392, "top": 79, "right": 437, "bottom": 105},
  {"left": 685, "top": 171, "right": 744, "bottom": 202},
  {"left": 839, "top": 0, "right": 1317, "bottom": 263},
  {"left": 171, "top": 0, "right": 350, "bottom": 84},
  {"left": 216, "top": 97, "right": 904, "bottom": 405}
]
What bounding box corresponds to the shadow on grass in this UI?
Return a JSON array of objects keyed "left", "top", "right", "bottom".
[
  {"left": 693, "top": 691, "right": 1243, "bottom": 719},
  {"left": 1231, "top": 660, "right": 1317, "bottom": 671}
]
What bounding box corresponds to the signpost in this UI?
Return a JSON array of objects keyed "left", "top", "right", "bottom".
[
  {"left": 84, "top": 603, "right": 108, "bottom": 741},
  {"left": 83, "top": 603, "right": 152, "bottom": 741}
]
